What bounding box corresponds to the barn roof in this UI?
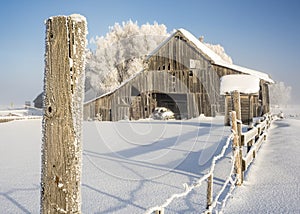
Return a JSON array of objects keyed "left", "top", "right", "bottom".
[{"left": 148, "top": 28, "right": 274, "bottom": 83}]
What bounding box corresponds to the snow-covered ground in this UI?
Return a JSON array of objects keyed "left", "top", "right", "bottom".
[
  {"left": 223, "top": 117, "right": 300, "bottom": 213},
  {"left": 0, "top": 105, "right": 299, "bottom": 213},
  {"left": 0, "top": 116, "right": 233, "bottom": 213}
]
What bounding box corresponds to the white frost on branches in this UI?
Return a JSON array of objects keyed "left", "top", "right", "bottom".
[
  {"left": 85, "top": 20, "right": 169, "bottom": 95},
  {"left": 204, "top": 43, "right": 233, "bottom": 64}
]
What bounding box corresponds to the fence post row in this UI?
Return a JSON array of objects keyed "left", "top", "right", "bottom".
[
  {"left": 150, "top": 111, "right": 272, "bottom": 214},
  {"left": 150, "top": 91, "right": 273, "bottom": 214},
  {"left": 41, "top": 15, "right": 87, "bottom": 213}
]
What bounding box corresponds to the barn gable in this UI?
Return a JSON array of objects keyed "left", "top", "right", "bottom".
[
  {"left": 147, "top": 28, "right": 273, "bottom": 83},
  {"left": 84, "top": 29, "right": 273, "bottom": 122}
]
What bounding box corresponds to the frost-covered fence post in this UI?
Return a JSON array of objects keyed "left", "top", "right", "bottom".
[
  {"left": 206, "top": 173, "right": 213, "bottom": 211},
  {"left": 231, "top": 90, "right": 242, "bottom": 137},
  {"left": 41, "top": 14, "right": 87, "bottom": 213},
  {"left": 231, "top": 111, "right": 243, "bottom": 185},
  {"left": 155, "top": 208, "right": 164, "bottom": 214},
  {"left": 231, "top": 90, "right": 243, "bottom": 184}
]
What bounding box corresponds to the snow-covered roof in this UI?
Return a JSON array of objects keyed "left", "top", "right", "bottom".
[
  {"left": 148, "top": 28, "right": 274, "bottom": 83},
  {"left": 220, "top": 74, "right": 260, "bottom": 95}
]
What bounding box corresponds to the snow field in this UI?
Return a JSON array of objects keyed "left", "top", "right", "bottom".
[
  {"left": 82, "top": 117, "right": 232, "bottom": 213},
  {"left": 0, "top": 120, "right": 41, "bottom": 213},
  {"left": 3, "top": 107, "right": 299, "bottom": 213},
  {"left": 0, "top": 116, "right": 234, "bottom": 213}
]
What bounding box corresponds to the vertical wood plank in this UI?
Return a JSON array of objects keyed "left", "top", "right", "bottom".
[
  {"left": 249, "top": 95, "right": 254, "bottom": 124},
  {"left": 224, "top": 95, "right": 230, "bottom": 126}
]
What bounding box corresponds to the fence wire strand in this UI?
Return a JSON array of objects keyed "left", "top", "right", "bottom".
[{"left": 145, "top": 133, "right": 234, "bottom": 214}]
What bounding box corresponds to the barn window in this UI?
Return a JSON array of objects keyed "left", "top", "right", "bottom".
[
  {"left": 168, "top": 63, "right": 171, "bottom": 70},
  {"left": 189, "top": 70, "right": 193, "bottom": 77},
  {"left": 163, "top": 65, "right": 165, "bottom": 70}
]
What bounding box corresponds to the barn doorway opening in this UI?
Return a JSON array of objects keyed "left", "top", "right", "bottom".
[{"left": 153, "top": 93, "right": 187, "bottom": 119}]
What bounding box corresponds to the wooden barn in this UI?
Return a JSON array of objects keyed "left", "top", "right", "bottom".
[{"left": 83, "top": 29, "right": 273, "bottom": 122}]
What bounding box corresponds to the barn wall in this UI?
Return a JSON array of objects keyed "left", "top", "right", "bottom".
[
  {"left": 146, "top": 32, "right": 222, "bottom": 117},
  {"left": 95, "top": 95, "right": 112, "bottom": 121},
  {"left": 83, "top": 102, "right": 94, "bottom": 120},
  {"left": 225, "top": 94, "right": 259, "bottom": 125}
]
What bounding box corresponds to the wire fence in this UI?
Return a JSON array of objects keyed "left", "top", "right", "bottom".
[{"left": 146, "top": 113, "right": 273, "bottom": 214}]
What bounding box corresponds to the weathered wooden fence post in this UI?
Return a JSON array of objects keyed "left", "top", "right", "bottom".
[
  {"left": 206, "top": 173, "right": 213, "bottom": 211},
  {"left": 231, "top": 90, "right": 242, "bottom": 137},
  {"left": 231, "top": 111, "right": 243, "bottom": 186},
  {"left": 155, "top": 208, "right": 164, "bottom": 214},
  {"left": 41, "top": 14, "right": 87, "bottom": 213},
  {"left": 231, "top": 90, "right": 244, "bottom": 185}
]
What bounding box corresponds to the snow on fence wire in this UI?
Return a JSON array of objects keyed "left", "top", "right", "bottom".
[
  {"left": 209, "top": 112, "right": 273, "bottom": 214},
  {"left": 146, "top": 112, "right": 273, "bottom": 214},
  {"left": 145, "top": 133, "right": 234, "bottom": 214}
]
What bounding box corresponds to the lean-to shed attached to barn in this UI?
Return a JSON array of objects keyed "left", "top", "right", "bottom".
[{"left": 84, "top": 29, "right": 273, "bottom": 121}]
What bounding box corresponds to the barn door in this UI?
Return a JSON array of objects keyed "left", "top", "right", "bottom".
[{"left": 130, "top": 96, "right": 142, "bottom": 120}]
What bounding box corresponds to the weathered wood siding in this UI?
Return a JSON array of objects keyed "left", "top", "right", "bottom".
[
  {"left": 146, "top": 32, "right": 223, "bottom": 117},
  {"left": 225, "top": 94, "right": 260, "bottom": 125}
]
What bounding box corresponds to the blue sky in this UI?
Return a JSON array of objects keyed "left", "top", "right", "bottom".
[{"left": 1, "top": 0, "right": 300, "bottom": 105}]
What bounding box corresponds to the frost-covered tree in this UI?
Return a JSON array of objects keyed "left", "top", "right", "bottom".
[
  {"left": 269, "top": 81, "right": 292, "bottom": 107},
  {"left": 205, "top": 43, "right": 233, "bottom": 64},
  {"left": 85, "top": 20, "right": 169, "bottom": 94}
]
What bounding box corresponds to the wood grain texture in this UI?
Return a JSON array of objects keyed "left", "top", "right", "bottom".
[{"left": 41, "top": 15, "right": 87, "bottom": 214}]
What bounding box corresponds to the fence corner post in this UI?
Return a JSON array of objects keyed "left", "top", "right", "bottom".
[{"left": 41, "top": 14, "right": 87, "bottom": 213}]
